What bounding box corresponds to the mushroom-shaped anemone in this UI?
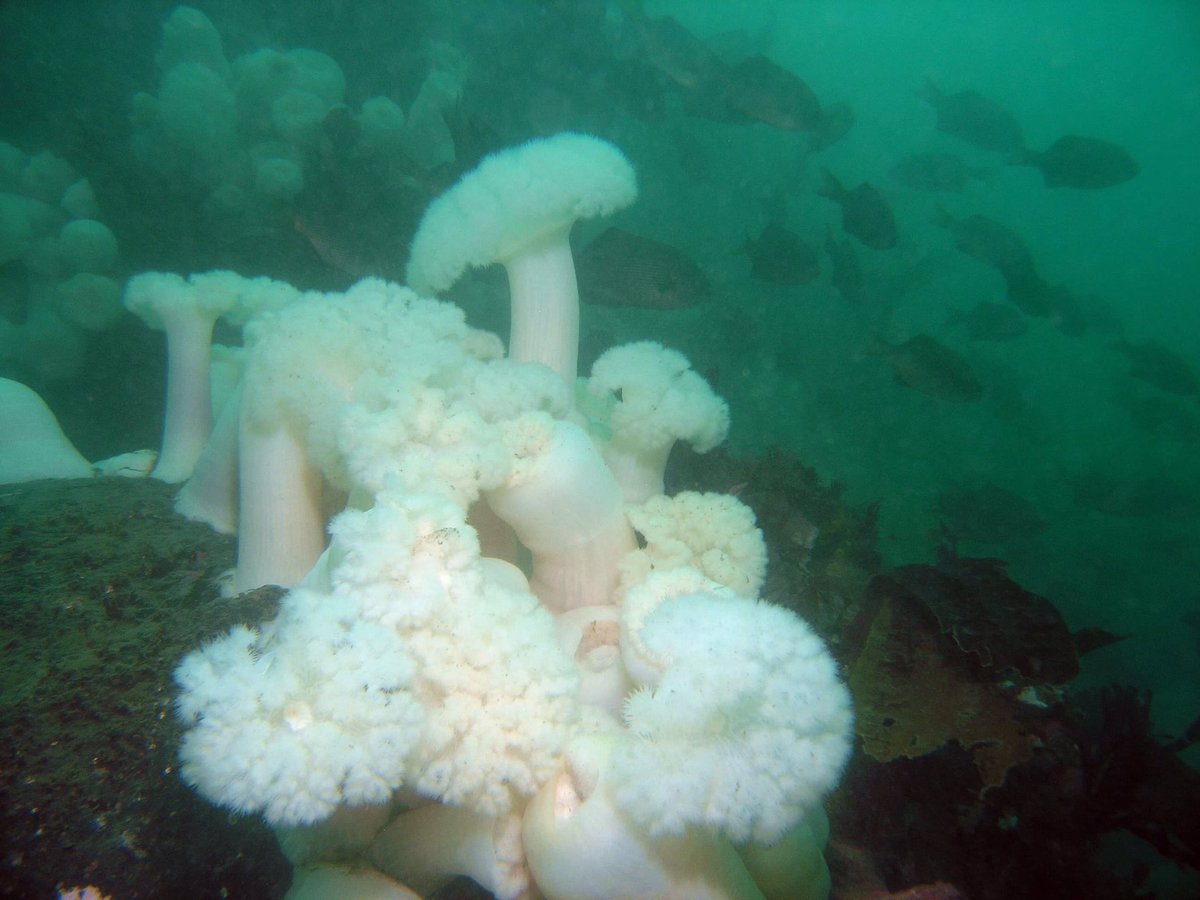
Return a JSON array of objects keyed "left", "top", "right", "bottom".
[
  {"left": 123, "top": 271, "right": 238, "bottom": 482},
  {"left": 588, "top": 341, "right": 729, "bottom": 502},
  {"left": 406, "top": 133, "right": 637, "bottom": 385},
  {"left": 616, "top": 570, "right": 854, "bottom": 846}
]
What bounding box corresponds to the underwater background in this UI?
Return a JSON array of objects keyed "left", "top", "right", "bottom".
[{"left": 2, "top": 1, "right": 1198, "bottom": 897}]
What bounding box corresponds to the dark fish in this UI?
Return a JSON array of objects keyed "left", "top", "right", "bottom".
[
  {"left": 1013, "top": 135, "right": 1138, "bottom": 189},
  {"left": 624, "top": 11, "right": 726, "bottom": 91},
  {"left": 930, "top": 207, "right": 1081, "bottom": 325},
  {"left": 1112, "top": 387, "right": 1200, "bottom": 443},
  {"left": 945, "top": 300, "right": 1028, "bottom": 341},
  {"left": 917, "top": 78, "right": 1025, "bottom": 153},
  {"left": 825, "top": 226, "right": 865, "bottom": 302},
  {"left": 932, "top": 207, "right": 1035, "bottom": 274},
  {"left": 744, "top": 223, "right": 819, "bottom": 284},
  {"left": 1110, "top": 338, "right": 1200, "bottom": 397},
  {"left": 622, "top": 6, "right": 827, "bottom": 136},
  {"left": 714, "top": 54, "right": 823, "bottom": 131},
  {"left": 869, "top": 333, "right": 984, "bottom": 402},
  {"left": 818, "top": 169, "right": 897, "bottom": 249},
  {"left": 1071, "top": 472, "right": 1200, "bottom": 519},
  {"left": 935, "top": 481, "right": 1045, "bottom": 547},
  {"left": 1039, "top": 282, "right": 1089, "bottom": 336},
  {"left": 294, "top": 213, "right": 392, "bottom": 280},
  {"left": 891, "top": 151, "right": 986, "bottom": 193},
  {"left": 1001, "top": 270, "right": 1089, "bottom": 329},
  {"left": 577, "top": 227, "right": 710, "bottom": 309}
]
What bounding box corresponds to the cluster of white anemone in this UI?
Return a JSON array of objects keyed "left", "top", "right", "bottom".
[
  {"left": 130, "top": 6, "right": 465, "bottom": 223},
  {"left": 0, "top": 141, "right": 123, "bottom": 385},
  {"left": 3, "top": 131, "right": 854, "bottom": 900}
]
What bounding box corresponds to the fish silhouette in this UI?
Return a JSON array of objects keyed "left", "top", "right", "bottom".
[
  {"left": 712, "top": 54, "right": 823, "bottom": 131},
  {"left": 577, "top": 227, "right": 710, "bottom": 310},
  {"left": 825, "top": 226, "right": 866, "bottom": 303},
  {"left": 744, "top": 223, "right": 819, "bottom": 285},
  {"left": 620, "top": 5, "right": 725, "bottom": 91},
  {"left": 932, "top": 208, "right": 1034, "bottom": 274},
  {"left": 869, "top": 333, "right": 984, "bottom": 402},
  {"left": 620, "top": 5, "right": 827, "bottom": 134},
  {"left": 932, "top": 208, "right": 1063, "bottom": 318},
  {"left": 818, "top": 169, "right": 897, "bottom": 250},
  {"left": 1012, "top": 135, "right": 1139, "bottom": 189},
  {"left": 1109, "top": 338, "right": 1200, "bottom": 398},
  {"left": 917, "top": 78, "right": 1025, "bottom": 153}
]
